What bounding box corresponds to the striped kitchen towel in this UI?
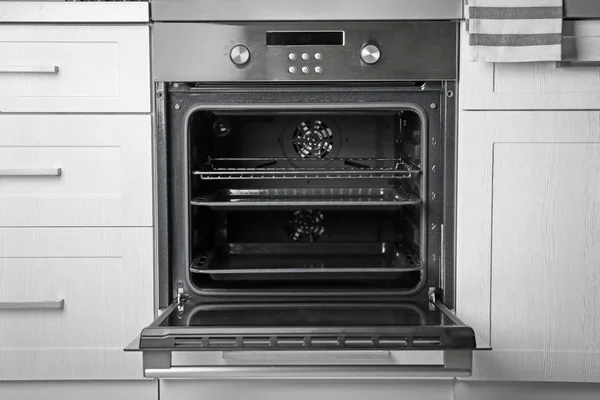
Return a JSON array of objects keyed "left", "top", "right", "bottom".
[{"left": 467, "top": 0, "right": 564, "bottom": 62}]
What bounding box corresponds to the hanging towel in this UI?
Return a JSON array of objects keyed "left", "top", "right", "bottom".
[{"left": 467, "top": 0, "right": 564, "bottom": 62}]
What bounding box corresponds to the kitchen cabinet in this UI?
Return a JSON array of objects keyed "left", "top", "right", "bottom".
[
  {"left": 0, "top": 25, "right": 150, "bottom": 113},
  {"left": 0, "top": 1, "right": 154, "bottom": 389},
  {"left": 0, "top": 227, "right": 153, "bottom": 380},
  {"left": 456, "top": 111, "right": 600, "bottom": 382},
  {"left": 0, "top": 115, "right": 152, "bottom": 227},
  {"left": 460, "top": 21, "right": 600, "bottom": 110}
]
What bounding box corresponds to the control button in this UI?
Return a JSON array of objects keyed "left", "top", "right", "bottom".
[
  {"left": 314, "top": 52, "right": 323, "bottom": 60},
  {"left": 314, "top": 65, "right": 323, "bottom": 74},
  {"left": 360, "top": 44, "right": 381, "bottom": 65},
  {"left": 301, "top": 66, "right": 310, "bottom": 74},
  {"left": 302, "top": 53, "right": 310, "bottom": 60},
  {"left": 230, "top": 45, "right": 250, "bottom": 66},
  {"left": 288, "top": 66, "right": 297, "bottom": 74},
  {"left": 288, "top": 53, "right": 297, "bottom": 61}
]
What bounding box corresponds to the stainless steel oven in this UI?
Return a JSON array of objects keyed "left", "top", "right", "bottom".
[{"left": 129, "top": 4, "right": 487, "bottom": 378}]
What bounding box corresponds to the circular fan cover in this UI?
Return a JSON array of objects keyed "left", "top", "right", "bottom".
[
  {"left": 285, "top": 210, "right": 325, "bottom": 242},
  {"left": 293, "top": 120, "right": 333, "bottom": 159}
]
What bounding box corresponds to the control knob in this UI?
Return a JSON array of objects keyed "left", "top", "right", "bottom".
[
  {"left": 360, "top": 44, "right": 381, "bottom": 65},
  {"left": 230, "top": 45, "right": 250, "bottom": 66}
]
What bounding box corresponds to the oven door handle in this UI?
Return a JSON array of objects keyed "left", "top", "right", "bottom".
[{"left": 142, "top": 350, "right": 472, "bottom": 379}]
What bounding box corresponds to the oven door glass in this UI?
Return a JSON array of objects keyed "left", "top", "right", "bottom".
[{"left": 128, "top": 299, "right": 480, "bottom": 378}]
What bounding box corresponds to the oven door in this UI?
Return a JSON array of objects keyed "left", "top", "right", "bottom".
[{"left": 127, "top": 299, "right": 482, "bottom": 379}]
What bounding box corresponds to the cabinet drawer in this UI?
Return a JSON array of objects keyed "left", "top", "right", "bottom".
[
  {"left": 460, "top": 21, "right": 600, "bottom": 110},
  {"left": 0, "top": 115, "right": 152, "bottom": 227},
  {"left": 160, "top": 380, "right": 453, "bottom": 400},
  {"left": 0, "top": 25, "right": 150, "bottom": 112},
  {"left": 0, "top": 227, "right": 154, "bottom": 380}
]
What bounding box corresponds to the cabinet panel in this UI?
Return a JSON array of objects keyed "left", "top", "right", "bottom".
[
  {"left": 0, "top": 25, "right": 150, "bottom": 112},
  {"left": 0, "top": 228, "right": 153, "bottom": 380},
  {"left": 460, "top": 21, "right": 600, "bottom": 110},
  {"left": 490, "top": 143, "right": 600, "bottom": 381},
  {"left": 457, "top": 111, "right": 600, "bottom": 382},
  {"left": 0, "top": 115, "right": 152, "bottom": 227},
  {"left": 0, "top": 381, "right": 157, "bottom": 400},
  {"left": 455, "top": 381, "right": 600, "bottom": 400}
]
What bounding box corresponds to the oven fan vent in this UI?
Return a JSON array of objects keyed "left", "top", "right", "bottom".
[
  {"left": 285, "top": 210, "right": 325, "bottom": 242},
  {"left": 293, "top": 120, "right": 334, "bottom": 159},
  {"left": 170, "top": 335, "right": 443, "bottom": 350}
]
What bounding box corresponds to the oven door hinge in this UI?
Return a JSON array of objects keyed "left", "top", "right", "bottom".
[
  {"left": 176, "top": 287, "right": 188, "bottom": 312},
  {"left": 428, "top": 287, "right": 442, "bottom": 311}
]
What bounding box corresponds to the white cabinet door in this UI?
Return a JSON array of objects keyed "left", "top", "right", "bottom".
[
  {"left": 457, "top": 111, "right": 600, "bottom": 382},
  {"left": 0, "top": 25, "right": 150, "bottom": 113},
  {"left": 0, "top": 115, "right": 152, "bottom": 227},
  {"left": 460, "top": 21, "right": 600, "bottom": 110},
  {"left": 0, "top": 227, "right": 154, "bottom": 380}
]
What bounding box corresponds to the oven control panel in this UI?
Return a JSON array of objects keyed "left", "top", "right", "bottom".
[
  {"left": 238, "top": 44, "right": 381, "bottom": 77},
  {"left": 227, "top": 31, "right": 382, "bottom": 75},
  {"left": 153, "top": 22, "right": 457, "bottom": 82}
]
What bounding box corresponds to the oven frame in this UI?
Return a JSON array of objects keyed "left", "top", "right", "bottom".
[{"left": 155, "top": 82, "right": 457, "bottom": 308}]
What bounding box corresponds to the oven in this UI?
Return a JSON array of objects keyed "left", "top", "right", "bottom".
[{"left": 128, "top": 14, "right": 485, "bottom": 379}]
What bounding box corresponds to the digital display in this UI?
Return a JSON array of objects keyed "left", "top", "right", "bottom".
[{"left": 267, "top": 31, "right": 344, "bottom": 46}]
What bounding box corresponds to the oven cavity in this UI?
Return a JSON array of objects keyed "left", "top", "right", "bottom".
[{"left": 187, "top": 109, "right": 426, "bottom": 295}]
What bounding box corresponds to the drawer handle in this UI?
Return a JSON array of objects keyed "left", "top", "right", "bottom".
[
  {"left": 0, "top": 299, "right": 64, "bottom": 310},
  {"left": 0, "top": 65, "right": 59, "bottom": 74},
  {"left": 556, "top": 61, "right": 600, "bottom": 68},
  {"left": 0, "top": 168, "right": 61, "bottom": 177}
]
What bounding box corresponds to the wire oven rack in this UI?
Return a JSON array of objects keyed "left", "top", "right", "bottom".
[{"left": 194, "top": 157, "right": 419, "bottom": 180}]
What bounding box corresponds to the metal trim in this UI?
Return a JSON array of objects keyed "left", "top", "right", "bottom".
[{"left": 141, "top": 350, "right": 472, "bottom": 379}]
